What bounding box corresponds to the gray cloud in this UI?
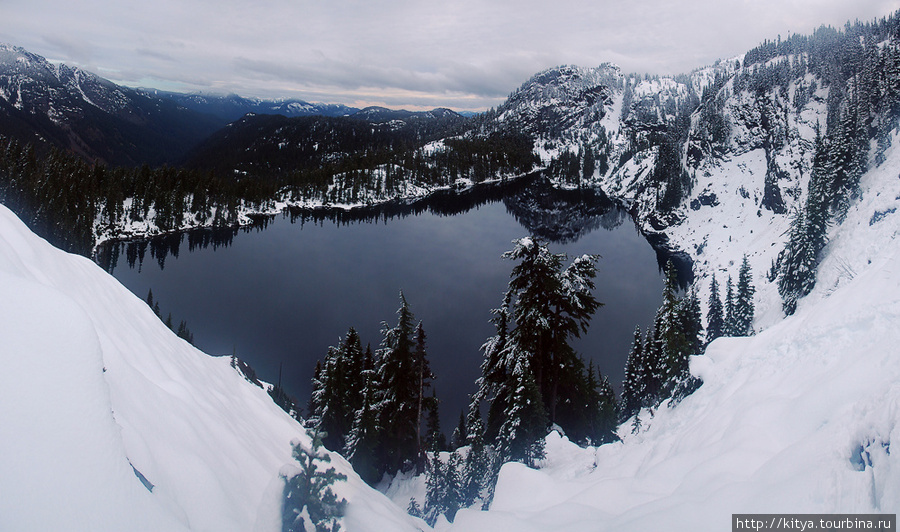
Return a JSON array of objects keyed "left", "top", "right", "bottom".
[{"left": 2, "top": 0, "right": 899, "bottom": 110}]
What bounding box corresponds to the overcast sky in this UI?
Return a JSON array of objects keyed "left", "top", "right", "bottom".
[{"left": 2, "top": 0, "right": 899, "bottom": 111}]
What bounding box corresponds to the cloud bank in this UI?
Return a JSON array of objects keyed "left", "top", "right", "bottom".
[{"left": 2, "top": 0, "right": 899, "bottom": 110}]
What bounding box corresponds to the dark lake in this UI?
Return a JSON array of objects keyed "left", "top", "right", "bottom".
[{"left": 97, "top": 176, "right": 684, "bottom": 431}]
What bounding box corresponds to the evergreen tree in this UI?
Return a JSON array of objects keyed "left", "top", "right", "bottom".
[
  {"left": 281, "top": 429, "right": 347, "bottom": 532},
  {"left": 621, "top": 325, "right": 645, "bottom": 420},
  {"left": 591, "top": 365, "right": 620, "bottom": 445},
  {"left": 724, "top": 275, "right": 736, "bottom": 336},
  {"left": 778, "top": 128, "right": 830, "bottom": 315},
  {"left": 471, "top": 290, "right": 512, "bottom": 442},
  {"left": 735, "top": 256, "right": 756, "bottom": 336},
  {"left": 503, "top": 237, "right": 600, "bottom": 425},
  {"left": 343, "top": 345, "right": 381, "bottom": 485},
  {"left": 654, "top": 261, "right": 690, "bottom": 396},
  {"left": 450, "top": 410, "right": 467, "bottom": 450},
  {"left": 424, "top": 389, "right": 446, "bottom": 453},
  {"left": 413, "top": 321, "right": 434, "bottom": 471},
  {"left": 706, "top": 274, "right": 725, "bottom": 343},
  {"left": 641, "top": 325, "right": 664, "bottom": 409},
  {"left": 375, "top": 292, "right": 420, "bottom": 474},
  {"left": 460, "top": 411, "right": 488, "bottom": 508},
  {"left": 495, "top": 356, "right": 548, "bottom": 467},
  {"left": 309, "top": 342, "right": 351, "bottom": 452},
  {"left": 423, "top": 452, "right": 463, "bottom": 526},
  {"left": 679, "top": 286, "right": 704, "bottom": 356}
]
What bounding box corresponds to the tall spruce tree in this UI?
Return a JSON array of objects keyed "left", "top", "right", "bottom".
[
  {"left": 735, "top": 256, "right": 756, "bottom": 336},
  {"left": 471, "top": 290, "right": 512, "bottom": 442},
  {"left": 495, "top": 355, "right": 548, "bottom": 467},
  {"left": 706, "top": 274, "right": 725, "bottom": 343},
  {"left": 503, "top": 237, "right": 600, "bottom": 425},
  {"left": 460, "top": 411, "right": 488, "bottom": 508},
  {"left": 724, "top": 275, "right": 737, "bottom": 336},
  {"left": 621, "top": 325, "right": 645, "bottom": 420},
  {"left": 413, "top": 321, "right": 434, "bottom": 471},
  {"left": 344, "top": 345, "right": 381, "bottom": 485},
  {"left": 679, "top": 286, "right": 704, "bottom": 356},
  {"left": 424, "top": 389, "right": 446, "bottom": 453},
  {"left": 375, "top": 291, "right": 420, "bottom": 474},
  {"left": 472, "top": 238, "right": 602, "bottom": 463}
]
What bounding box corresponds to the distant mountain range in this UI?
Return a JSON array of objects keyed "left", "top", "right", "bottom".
[
  {"left": 0, "top": 44, "right": 222, "bottom": 166},
  {"left": 0, "top": 43, "right": 469, "bottom": 166},
  {"left": 137, "top": 89, "right": 360, "bottom": 122}
]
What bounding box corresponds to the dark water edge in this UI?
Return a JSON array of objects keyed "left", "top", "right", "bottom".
[{"left": 96, "top": 175, "right": 693, "bottom": 429}]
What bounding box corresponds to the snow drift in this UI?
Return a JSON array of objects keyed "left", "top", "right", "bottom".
[
  {"left": 445, "top": 132, "right": 900, "bottom": 531},
  {"left": 0, "top": 204, "right": 421, "bottom": 531}
]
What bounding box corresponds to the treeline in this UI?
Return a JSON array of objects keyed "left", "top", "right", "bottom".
[
  {"left": 621, "top": 258, "right": 755, "bottom": 430},
  {"left": 281, "top": 130, "right": 538, "bottom": 205},
  {"left": 0, "top": 135, "right": 278, "bottom": 255},
  {"left": 305, "top": 293, "right": 435, "bottom": 484},
  {"left": 0, "top": 125, "right": 537, "bottom": 259},
  {"left": 144, "top": 288, "right": 195, "bottom": 344}
]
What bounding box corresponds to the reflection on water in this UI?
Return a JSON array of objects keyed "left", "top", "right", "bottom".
[{"left": 96, "top": 174, "right": 691, "bottom": 427}]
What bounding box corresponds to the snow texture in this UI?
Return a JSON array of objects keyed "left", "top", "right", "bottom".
[
  {"left": 442, "top": 126, "right": 900, "bottom": 532},
  {"left": 0, "top": 204, "right": 420, "bottom": 532}
]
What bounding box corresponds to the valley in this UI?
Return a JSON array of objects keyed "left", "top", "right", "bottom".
[{"left": 1, "top": 9, "right": 900, "bottom": 532}]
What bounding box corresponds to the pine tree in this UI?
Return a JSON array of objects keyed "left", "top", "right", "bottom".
[
  {"left": 679, "top": 286, "right": 704, "bottom": 356},
  {"left": 309, "top": 342, "right": 351, "bottom": 452},
  {"left": 281, "top": 429, "right": 347, "bottom": 532},
  {"left": 451, "top": 410, "right": 467, "bottom": 450},
  {"left": 503, "top": 237, "right": 600, "bottom": 425},
  {"left": 706, "top": 274, "right": 725, "bottom": 343},
  {"left": 641, "top": 325, "right": 664, "bottom": 409},
  {"left": 471, "top": 290, "right": 512, "bottom": 442},
  {"left": 593, "top": 367, "right": 620, "bottom": 444}
]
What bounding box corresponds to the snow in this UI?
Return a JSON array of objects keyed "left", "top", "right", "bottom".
[
  {"left": 4, "top": 43, "right": 900, "bottom": 531},
  {"left": 444, "top": 157, "right": 900, "bottom": 528},
  {"left": 0, "top": 204, "right": 420, "bottom": 532},
  {"left": 441, "top": 117, "right": 900, "bottom": 532}
]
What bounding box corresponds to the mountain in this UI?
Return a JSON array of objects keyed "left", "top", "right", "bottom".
[
  {"left": 351, "top": 105, "right": 462, "bottom": 123},
  {"left": 184, "top": 107, "right": 470, "bottom": 176},
  {"left": 4, "top": 13, "right": 900, "bottom": 530},
  {"left": 489, "top": 64, "right": 623, "bottom": 137},
  {"left": 140, "top": 89, "right": 359, "bottom": 122},
  {"left": 0, "top": 44, "right": 223, "bottom": 166}
]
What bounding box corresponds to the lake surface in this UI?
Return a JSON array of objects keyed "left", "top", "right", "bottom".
[{"left": 99, "top": 177, "right": 676, "bottom": 430}]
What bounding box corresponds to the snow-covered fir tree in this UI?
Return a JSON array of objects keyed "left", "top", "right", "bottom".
[
  {"left": 375, "top": 292, "right": 427, "bottom": 475},
  {"left": 734, "top": 256, "right": 755, "bottom": 336},
  {"left": 282, "top": 429, "right": 347, "bottom": 532},
  {"left": 706, "top": 274, "right": 725, "bottom": 343},
  {"left": 621, "top": 325, "right": 645, "bottom": 420},
  {"left": 724, "top": 275, "right": 736, "bottom": 336}
]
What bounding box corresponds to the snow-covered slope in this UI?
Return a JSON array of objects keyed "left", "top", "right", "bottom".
[
  {"left": 0, "top": 203, "right": 421, "bottom": 532},
  {"left": 445, "top": 126, "right": 900, "bottom": 531}
]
